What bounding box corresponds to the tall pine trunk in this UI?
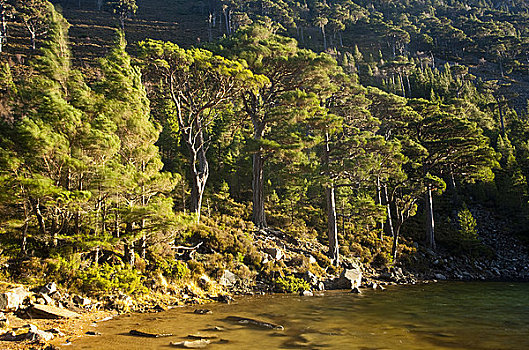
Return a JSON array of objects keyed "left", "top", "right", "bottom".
[
  {"left": 324, "top": 133, "right": 339, "bottom": 265},
  {"left": 425, "top": 184, "right": 436, "bottom": 250},
  {"left": 326, "top": 184, "right": 339, "bottom": 265},
  {"left": 252, "top": 122, "right": 266, "bottom": 228},
  {"left": 252, "top": 151, "right": 266, "bottom": 228}
]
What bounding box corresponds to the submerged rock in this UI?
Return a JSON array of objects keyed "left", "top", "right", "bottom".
[
  {"left": 188, "top": 333, "right": 218, "bottom": 339},
  {"left": 129, "top": 329, "right": 173, "bottom": 338},
  {"left": 224, "top": 316, "right": 284, "bottom": 330},
  {"left": 170, "top": 339, "right": 210, "bottom": 348},
  {"left": 193, "top": 309, "right": 212, "bottom": 315}
]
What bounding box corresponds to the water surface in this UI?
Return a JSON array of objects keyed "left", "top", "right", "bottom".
[{"left": 71, "top": 282, "right": 529, "bottom": 349}]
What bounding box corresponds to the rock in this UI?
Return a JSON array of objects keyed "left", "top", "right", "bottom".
[
  {"left": 170, "top": 339, "right": 210, "bottom": 348},
  {"left": 265, "top": 248, "right": 283, "bottom": 260},
  {"left": 316, "top": 282, "right": 325, "bottom": 291},
  {"left": 308, "top": 255, "right": 317, "bottom": 264},
  {"left": 1, "top": 324, "right": 54, "bottom": 342},
  {"left": 0, "top": 312, "right": 8, "bottom": 335},
  {"left": 0, "top": 287, "right": 30, "bottom": 312},
  {"left": 335, "top": 268, "right": 363, "bottom": 289},
  {"left": 85, "top": 331, "right": 101, "bottom": 336},
  {"left": 350, "top": 287, "right": 362, "bottom": 294},
  {"left": 40, "top": 282, "right": 57, "bottom": 295},
  {"left": 193, "top": 309, "right": 212, "bottom": 314},
  {"left": 188, "top": 334, "right": 218, "bottom": 339},
  {"left": 27, "top": 304, "right": 81, "bottom": 319},
  {"left": 434, "top": 273, "right": 447, "bottom": 280},
  {"left": 129, "top": 329, "right": 173, "bottom": 338},
  {"left": 37, "top": 293, "right": 54, "bottom": 305},
  {"left": 224, "top": 316, "right": 284, "bottom": 330},
  {"left": 302, "top": 271, "right": 318, "bottom": 285},
  {"left": 219, "top": 270, "right": 238, "bottom": 288},
  {"left": 300, "top": 290, "right": 313, "bottom": 297},
  {"left": 46, "top": 328, "right": 65, "bottom": 337},
  {"left": 73, "top": 295, "right": 91, "bottom": 307}
]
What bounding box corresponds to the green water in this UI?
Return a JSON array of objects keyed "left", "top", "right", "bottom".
[{"left": 71, "top": 282, "right": 529, "bottom": 349}]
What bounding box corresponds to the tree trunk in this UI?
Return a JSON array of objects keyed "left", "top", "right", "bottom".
[
  {"left": 188, "top": 130, "right": 209, "bottom": 222},
  {"left": 326, "top": 184, "right": 339, "bottom": 265},
  {"left": 498, "top": 102, "right": 505, "bottom": 136},
  {"left": 376, "top": 176, "right": 384, "bottom": 239},
  {"left": 321, "top": 25, "right": 327, "bottom": 50},
  {"left": 33, "top": 198, "right": 47, "bottom": 237},
  {"left": 252, "top": 151, "right": 266, "bottom": 228},
  {"left": 383, "top": 183, "right": 395, "bottom": 240},
  {"left": 425, "top": 184, "right": 436, "bottom": 250},
  {"left": 252, "top": 121, "right": 267, "bottom": 228},
  {"left": 391, "top": 225, "right": 400, "bottom": 261},
  {"left": 324, "top": 132, "right": 339, "bottom": 265},
  {"left": 0, "top": 12, "right": 6, "bottom": 53},
  {"left": 30, "top": 30, "right": 36, "bottom": 50}
]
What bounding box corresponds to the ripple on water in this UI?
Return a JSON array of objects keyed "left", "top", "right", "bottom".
[{"left": 71, "top": 282, "right": 529, "bottom": 350}]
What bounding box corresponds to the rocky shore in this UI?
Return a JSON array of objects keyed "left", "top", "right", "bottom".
[{"left": 1, "top": 207, "right": 528, "bottom": 349}]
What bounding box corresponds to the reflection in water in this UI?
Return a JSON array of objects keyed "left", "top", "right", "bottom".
[{"left": 71, "top": 282, "right": 529, "bottom": 350}]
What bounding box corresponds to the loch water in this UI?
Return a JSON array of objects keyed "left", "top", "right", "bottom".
[{"left": 71, "top": 282, "right": 529, "bottom": 349}]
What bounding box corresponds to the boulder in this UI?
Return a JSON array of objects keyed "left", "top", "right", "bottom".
[
  {"left": 0, "top": 286, "right": 30, "bottom": 312},
  {"left": 1, "top": 324, "right": 54, "bottom": 342},
  {"left": 37, "top": 293, "right": 54, "bottom": 305},
  {"left": 73, "top": 295, "right": 91, "bottom": 307},
  {"left": 219, "top": 270, "right": 238, "bottom": 288},
  {"left": 350, "top": 287, "right": 362, "bottom": 294},
  {"left": 39, "top": 282, "right": 57, "bottom": 295},
  {"left": 335, "top": 268, "right": 363, "bottom": 289},
  {"left": 27, "top": 304, "right": 80, "bottom": 319},
  {"left": 265, "top": 248, "right": 283, "bottom": 260},
  {"left": 0, "top": 312, "right": 8, "bottom": 333},
  {"left": 300, "top": 290, "right": 313, "bottom": 297},
  {"left": 434, "top": 273, "right": 447, "bottom": 280}
]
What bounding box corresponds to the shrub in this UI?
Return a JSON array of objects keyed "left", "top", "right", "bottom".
[{"left": 274, "top": 275, "right": 310, "bottom": 293}]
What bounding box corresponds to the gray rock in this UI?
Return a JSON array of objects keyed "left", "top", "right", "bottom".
[
  {"left": 27, "top": 304, "right": 81, "bottom": 319},
  {"left": 40, "top": 282, "right": 57, "bottom": 295},
  {"left": 350, "top": 287, "right": 362, "bottom": 294},
  {"left": 300, "top": 290, "right": 313, "bottom": 297},
  {"left": 308, "top": 255, "right": 317, "bottom": 264},
  {"left": 73, "top": 295, "right": 91, "bottom": 307},
  {"left": 434, "top": 273, "right": 447, "bottom": 280},
  {"left": 0, "top": 312, "right": 8, "bottom": 331},
  {"left": 335, "top": 268, "right": 363, "bottom": 289},
  {"left": 37, "top": 293, "right": 54, "bottom": 305},
  {"left": 1, "top": 324, "right": 54, "bottom": 342},
  {"left": 0, "top": 287, "right": 29, "bottom": 311},
  {"left": 219, "top": 270, "right": 238, "bottom": 288},
  {"left": 265, "top": 248, "right": 283, "bottom": 260}
]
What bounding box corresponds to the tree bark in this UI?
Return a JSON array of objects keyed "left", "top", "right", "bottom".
[
  {"left": 324, "top": 132, "right": 339, "bottom": 265},
  {"left": 376, "top": 176, "right": 384, "bottom": 239},
  {"left": 252, "top": 120, "right": 267, "bottom": 228},
  {"left": 383, "top": 183, "right": 395, "bottom": 240},
  {"left": 187, "top": 123, "right": 209, "bottom": 223},
  {"left": 425, "top": 184, "right": 436, "bottom": 250},
  {"left": 326, "top": 184, "right": 339, "bottom": 265}
]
